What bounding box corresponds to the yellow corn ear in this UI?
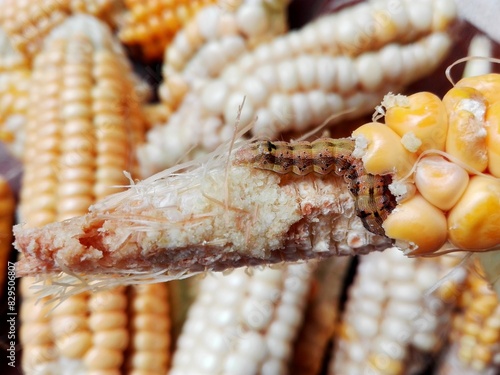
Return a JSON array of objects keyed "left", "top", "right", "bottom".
[
  {"left": 18, "top": 14, "right": 147, "bottom": 374},
  {"left": 118, "top": 0, "right": 215, "bottom": 61},
  {"left": 438, "top": 264, "right": 500, "bottom": 374},
  {"left": 0, "top": 0, "right": 116, "bottom": 60}
]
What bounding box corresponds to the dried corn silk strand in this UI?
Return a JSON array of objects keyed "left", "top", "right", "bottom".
[
  {"left": 330, "top": 247, "right": 466, "bottom": 375},
  {"left": 290, "top": 257, "right": 352, "bottom": 375},
  {"left": 170, "top": 263, "right": 314, "bottom": 375},
  {"left": 140, "top": 30, "right": 453, "bottom": 175},
  {"left": 436, "top": 264, "right": 500, "bottom": 375}
]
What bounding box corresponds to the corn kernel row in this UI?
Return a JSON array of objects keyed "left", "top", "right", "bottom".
[
  {"left": 0, "top": 0, "right": 115, "bottom": 60},
  {"left": 118, "top": 0, "right": 216, "bottom": 62},
  {"left": 17, "top": 15, "right": 154, "bottom": 375},
  {"left": 159, "top": 0, "right": 290, "bottom": 113},
  {"left": 170, "top": 263, "right": 314, "bottom": 375},
  {"left": 330, "top": 247, "right": 466, "bottom": 375},
  {"left": 140, "top": 31, "right": 452, "bottom": 175},
  {"left": 437, "top": 264, "right": 500, "bottom": 374}
]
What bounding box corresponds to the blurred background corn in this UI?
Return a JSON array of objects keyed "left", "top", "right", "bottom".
[
  {"left": 17, "top": 14, "right": 152, "bottom": 375},
  {"left": 0, "top": 26, "right": 30, "bottom": 158},
  {"left": 127, "top": 283, "right": 171, "bottom": 375},
  {"left": 330, "top": 248, "right": 467, "bottom": 375},
  {"left": 169, "top": 263, "right": 314, "bottom": 375},
  {"left": 291, "top": 257, "right": 352, "bottom": 375},
  {"left": 139, "top": 0, "right": 457, "bottom": 175},
  {"left": 0, "top": 0, "right": 116, "bottom": 61},
  {"left": 159, "top": 0, "right": 290, "bottom": 116},
  {"left": 118, "top": 0, "right": 216, "bottom": 62},
  {"left": 437, "top": 263, "right": 500, "bottom": 375}
]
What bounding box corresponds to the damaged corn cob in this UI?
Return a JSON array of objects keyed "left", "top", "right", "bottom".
[
  {"left": 330, "top": 247, "right": 466, "bottom": 375},
  {"left": 17, "top": 14, "right": 150, "bottom": 375},
  {"left": 140, "top": 0, "right": 456, "bottom": 175},
  {"left": 170, "top": 263, "right": 314, "bottom": 375},
  {"left": 118, "top": 0, "right": 217, "bottom": 62},
  {"left": 437, "top": 263, "right": 500, "bottom": 375},
  {"left": 13, "top": 68, "right": 500, "bottom": 288}
]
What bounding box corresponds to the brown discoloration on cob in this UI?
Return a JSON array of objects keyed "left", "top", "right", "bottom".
[
  {"left": 236, "top": 138, "right": 397, "bottom": 236},
  {"left": 0, "top": 177, "right": 14, "bottom": 291}
]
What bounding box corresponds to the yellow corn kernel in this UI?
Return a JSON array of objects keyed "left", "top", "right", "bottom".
[
  {"left": 352, "top": 122, "right": 417, "bottom": 178},
  {"left": 486, "top": 100, "right": 500, "bottom": 177},
  {"left": 443, "top": 86, "right": 488, "bottom": 172},
  {"left": 456, "top": 73, "right": 500, "bottom": 105},
  {"left": 127, "top": 284, "right": 171, "bottom": 374},
  {"left": 448, "top": 175, "right": 500, "bottom": 250},
  {"left": 118, "top": 0, "right": 213, "bottom": 61},
  {"left": 414, "top": 155, "right": 469, "bottom": 211},
  {"left": 384, "top": 92, "right": 448, "bottom": 152},
  {"left": 382, "top": 193, "right": 448, "bottom": 254}
]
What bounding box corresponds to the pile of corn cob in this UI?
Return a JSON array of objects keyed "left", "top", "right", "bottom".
[{"left": 2, "top": 1, "right": 500, "bottom": 375}]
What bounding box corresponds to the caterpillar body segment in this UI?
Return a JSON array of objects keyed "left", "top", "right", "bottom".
[{"left": 236, "top": 138, "right": 397, "bottom": 236}]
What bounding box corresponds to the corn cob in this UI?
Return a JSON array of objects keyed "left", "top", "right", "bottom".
[
  {"left": 14, "top": 140, "right": 393, "bottom": 286},
  {"left": 169, "top": 263, "right": 314, "bottom": 374},
  {"left": 0, "top": 176, "right": 14, "bottom": 292},
  {"left": 15, "top": 66, "right": 500, "bottom": 286},
  {"left": 0, "top": 0, "right": 116, "bottom": 61},
  {"left": 17, "top": 14, "right": 148, "bottom": 375},
  {"left": 141, "top": 0, "right": 456, "bottom": 175},
  {"left": 118, "top": 0, "right": 217, "bottom": 62},
  {"left": 159, "top": 0, "right": 290, "bottom": 111},
  {"left": 127, "top": 283, "right": 171, "bottom": 375},
  {"left": 330, "top": 247, "right": 466, "bottom": 375},
  {"left": 290, "top": 257, "right": 352, "bottom": 375},
  {"left": 437, "top": 263, "right": 500, "bottom": 375}
]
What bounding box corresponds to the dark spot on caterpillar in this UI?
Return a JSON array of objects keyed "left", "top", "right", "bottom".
[{"left": 238, "top": 138, "right": 398, "bottom": 236}]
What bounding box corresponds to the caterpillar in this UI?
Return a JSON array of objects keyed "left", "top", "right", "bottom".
[{"left": 235, "top": 138, "right": 397, "bottom": 236}]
